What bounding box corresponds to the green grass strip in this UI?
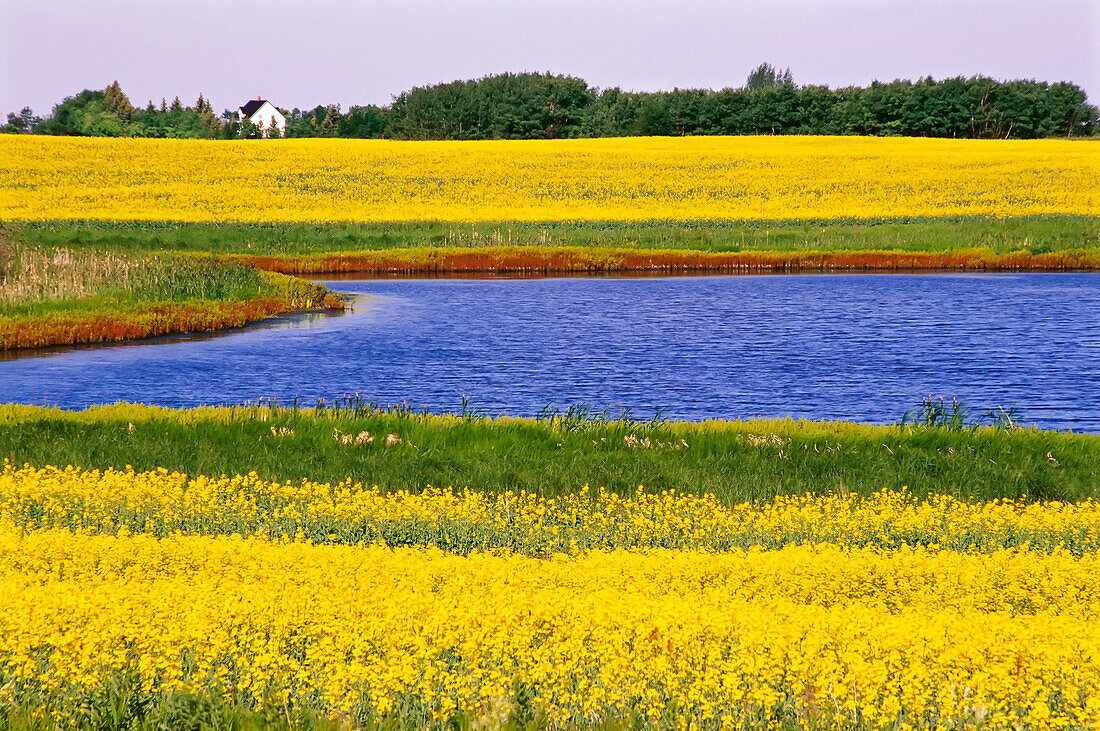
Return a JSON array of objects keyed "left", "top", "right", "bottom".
[
  {"left": 1, "top": 402, "right": 1096, "bottom": 504},
  {"left": 9, "top": 216, "right": 1099, "bottom": 257}
]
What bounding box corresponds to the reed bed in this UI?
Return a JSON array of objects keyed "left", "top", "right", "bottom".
[
  {"left": 0, "top": 241, "right": 144, "bottom": 306},
  {"left": 0, "top": 240, "right": 342, "bottom": 350}
]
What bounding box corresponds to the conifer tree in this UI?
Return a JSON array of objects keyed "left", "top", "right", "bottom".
[
  {"left": 321, "top": 106, "right": 339, "bottom": 136},
  {"left": 746, "top": 63, "right": 795, "bottom": 90},
  {"left": 104, "top": 81, "right": 134, "bottom": 119}
]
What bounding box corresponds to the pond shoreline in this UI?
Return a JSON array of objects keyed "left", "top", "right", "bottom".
[{"left": 230, "top": 245, "right": 1100, "bottom": 276}]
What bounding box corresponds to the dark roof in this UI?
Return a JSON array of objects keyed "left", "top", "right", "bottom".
[{"left": 239, "top": 99, "right": 267, "bottom": 117}]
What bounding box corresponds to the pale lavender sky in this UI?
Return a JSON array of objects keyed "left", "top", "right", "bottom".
[{"left": 1, "top": 0, "right": 1097, "bottom": 118}]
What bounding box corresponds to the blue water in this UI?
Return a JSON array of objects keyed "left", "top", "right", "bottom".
[{"left": 2, "top": 273, "right": 1099, "bottom": 431}]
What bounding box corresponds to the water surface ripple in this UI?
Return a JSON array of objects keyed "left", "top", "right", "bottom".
[{"left": 2, "top": 274, "right": 1098, "bottom": 431}]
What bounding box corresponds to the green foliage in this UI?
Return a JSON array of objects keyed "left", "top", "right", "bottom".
[
  {"left": 238, "top": 117, "right": 260, "bottom": 139},
  {"left": 337, "top": 104, "right": 390, "bottom": 138},
  {"left": 388, "top": 71, "right": 594, "bottom": 140},
  {"left": 0, "top": 107, "right": 41, "bottom": 134},
  {"left": 7, "top": 73, "right": 1097, "bottom": 141},
  {"left": 35, "top": 89, "right": 110, "bottom": 136},
  {"left": 11, "top": 216, "right": 1099, "bottom": 257},
  {"left": 1, "top": 402, "right": 1097, "bottom": 505},
  {"left": 746, "top": 63, "right": 794, "bottom": 90},
  {"left": 385, "top": 72, "right": 1097, "bottom": 139},
  {"left": 26, "top": 84, "right": 226, "bottom": 139},
  {"left": 103, "top": 80, "right": 133, "bottom": 119}
]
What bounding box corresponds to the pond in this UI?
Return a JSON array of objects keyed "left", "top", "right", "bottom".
[{"left": 2, "top": 273, "right": 1099, "bottom": 431}]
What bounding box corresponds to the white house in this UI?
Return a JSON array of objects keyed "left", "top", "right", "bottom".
[{"left": 237, "top": 98, "right": 286, "bottom": 137}]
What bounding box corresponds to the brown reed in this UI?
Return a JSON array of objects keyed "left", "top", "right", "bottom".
[{"left": 0, "top": 241, "right": 143, "bottom": 306}]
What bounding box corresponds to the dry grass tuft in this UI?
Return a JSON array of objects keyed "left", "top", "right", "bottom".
[{"left": 0, "top": 240, "right": 143, "bottom": 306}]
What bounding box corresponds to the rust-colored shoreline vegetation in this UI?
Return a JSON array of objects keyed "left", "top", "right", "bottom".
[
  {"left": 0, "top": 238, "right": 343, "bottom": 351},
  {"left": 0, "top": 294, "right": 327, "bottom": 351},
  {"left": 16, "top": 215, "right": 1100, "bottom": 271},
  {"left": 234, "top": 243, "right": 1100, "bottom": 276}
]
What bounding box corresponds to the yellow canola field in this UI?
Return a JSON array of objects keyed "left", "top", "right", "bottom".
[
  {"left": 5, "top": 463, "right": 1100, "bottom": 553},
  {"left": 2, "top": 135, "right": 1097, "bottom": 223},
  {"left": 4, "top": 526, "right": 1100, "bottom": 729}
]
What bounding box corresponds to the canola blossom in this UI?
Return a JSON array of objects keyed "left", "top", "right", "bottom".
[
  {"left": 3, "top": 526, "right": 1100, "bottom": 728},
  {"left": 4, "top": 463, "right": 1100, "bottom": 553},
  {"left": 1, "top": 135, "right": 1097, "bottom": 223},
  {"left": 6, "top": 464, "right": 1100, "bottom": 727}
]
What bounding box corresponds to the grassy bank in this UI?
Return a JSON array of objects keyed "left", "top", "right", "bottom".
[
  {"left": 233, "top": 243, "right": 1100, "bottom": 275},
  {"left": 2, "top": 402, "right": 1096, "bottom": 504},
  {"left": 0, "top": 238, "right": 343, "bottom": 350},
  {"left": 12, "top": 217, "right": 1100, "bottom": 275},
  {"left": 15, "top": 216, "right": 1100, "bottom": 255}
]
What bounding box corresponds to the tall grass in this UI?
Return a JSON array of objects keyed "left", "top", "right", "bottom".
[
  {"left": 0, "top": 240, "right": 146, "bottom": 306},
  {"left": 0, "top": 237, "right": 342, "bottom": 349},
  {"left": 0, "top": 240, "right": 274, "bottom": 312}
]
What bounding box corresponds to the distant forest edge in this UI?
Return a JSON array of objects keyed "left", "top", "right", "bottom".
[{"left": 3, "top": 66, "right": 1097, "bottom": 140}]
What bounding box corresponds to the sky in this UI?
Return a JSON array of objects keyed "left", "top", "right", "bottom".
[{"left": 1, "top": 0, "right": 1097, "bottom": 117}]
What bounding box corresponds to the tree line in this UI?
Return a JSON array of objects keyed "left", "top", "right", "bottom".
[{"left": 4, "top": 66, "right": 1096, "bottom": 140}]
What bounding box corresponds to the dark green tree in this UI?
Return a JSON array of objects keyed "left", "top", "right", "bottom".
[
  {"left": 746, "top": 63, "right": 794, "bottom": 90},
  {"left": 18, "top": 74, "right": 1098, "bottom": 140},
  {"left": 0, "top": 107, "right": 41, "bottom": 134}
]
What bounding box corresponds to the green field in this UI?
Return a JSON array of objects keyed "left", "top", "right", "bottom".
[{"left": 11, "top": 215, "right": 1100, "bottom": 257}]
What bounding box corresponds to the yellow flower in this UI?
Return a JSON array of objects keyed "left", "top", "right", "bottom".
[{"left": 1, "top": 136, "right": 1096, "bottom": 223}]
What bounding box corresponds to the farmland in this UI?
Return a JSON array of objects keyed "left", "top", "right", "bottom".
[
  {"left": 2, "top": 136, "right": 1098, "bottom": 224},
  {"left": 2, "top": 132, "right": 1100, "bottom": 728},
  {"left": 1, "top": 406, "right": 1098, "bottom": 727},
  {"left": 3, "top": 431, "right": 1100, "bottom": 727}
]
